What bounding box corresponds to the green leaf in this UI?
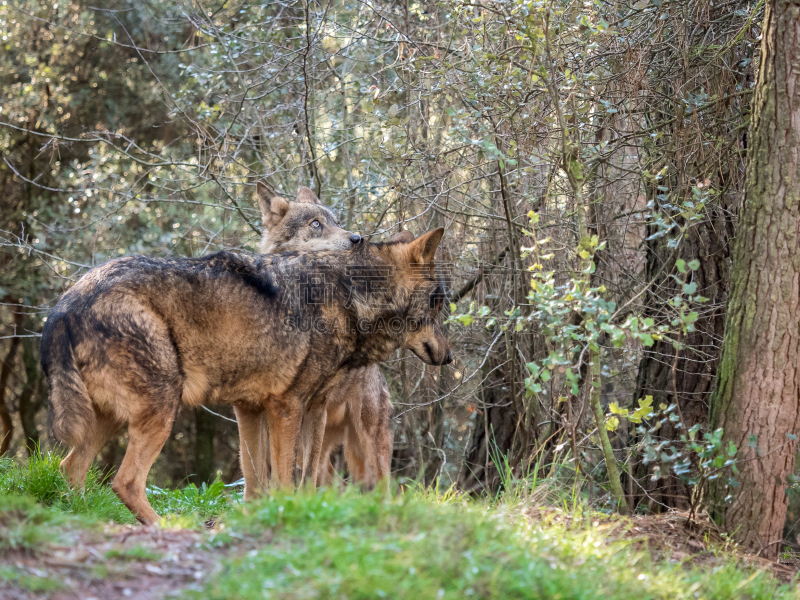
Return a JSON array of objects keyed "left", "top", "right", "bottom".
[
  {"left": 688, "top": 259, "right": 700, "bottom": 271},
  {"left": 676, "top": 259, "right": 686, "bottom": 273},
  {"left": 683, "top": 282, "right": 697, "bottom": 295},
  {"left": 609, "top": 402, "right": 627, "bottom": 415}
]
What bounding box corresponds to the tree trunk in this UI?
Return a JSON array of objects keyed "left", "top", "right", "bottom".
[
  {"left": 709, "top": 0, "right": 800, "bottom": 560},
  {"left": 633, "top": 214, "right": 733, "bottom": 509},
  {"left": 18, "top": 335, "right": 42, "bottom": 456},
  {"left": 0, "top": 309, "right": 24, "bottom": 456},
  {"left": 191, "top": 407, "right": 217, "bottom": 485},
  {"left": 458, "top": 338, "right": 520, "bottom": 493}
]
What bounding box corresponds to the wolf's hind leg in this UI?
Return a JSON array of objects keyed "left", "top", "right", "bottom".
[
  {"left": 112, "top": 409, "right": 175, "bottom": 526},
  {"left": 60, "top": 408, "right": 120, "bottom": 489},
  {"left": 316, "top": 427, "right": 343, "bottom": 487},
  {"left": 234, "top": 403, "right": 269, "bottom": 501},
  {"left": 373, "top": 420, "right": 393, "bottom": 493},
  {"left": 344, "top": 425, "right": 369, "bottom": 486},
  {"left": 301, "top": 403, "right": 327, "bottom": 488}
]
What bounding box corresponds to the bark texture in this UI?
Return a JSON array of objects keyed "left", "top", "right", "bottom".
[
  {"left": 710, "top": 0, "right": 800, "bottom": 559},
  {"left": 0, "top": 310, "right": 24, "bottom": 456},
  {"left": 19, "top": 335, "right": 43, "bottom": 456},
  {"left": 458, "top": 340, "right": 520, "bottom": 493}
]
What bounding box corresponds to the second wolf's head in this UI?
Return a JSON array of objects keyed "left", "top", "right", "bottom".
[
  {"left": 257, "top": 183, "right": 362, "bottom": 254},
  {"left": 379, "top": 229, "right": 452, "bottom": 366}
]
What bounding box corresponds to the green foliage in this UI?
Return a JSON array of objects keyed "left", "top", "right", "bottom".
[
  {"left": 606, "top": 396, "right": 655, "bottom": 431},
  {"left": 637, "top": 408, "right": 739, "bottom": 514},
  {"left": 149, "top": 479, "right": 239, "bottom": 521}
]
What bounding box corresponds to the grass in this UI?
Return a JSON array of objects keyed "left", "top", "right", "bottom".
[
  {"left": 0, "top": 494, "right": 72, "bottom": 553},
  {"left": 198, "top": 490, "right": 799, "bottom": 600},
  {"left": 0, "top": 454, "right": 798, "bottom": 599},
  {"left": 0, "top": 565, "right": 64, "bottom": 593},
  {"left": 0, "top": 452, "right": 239, "bottom": 526},
  {"left": 105, "top": 545, "right": 163, "bottom": 561}
]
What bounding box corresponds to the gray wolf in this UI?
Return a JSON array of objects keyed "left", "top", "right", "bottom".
[{"left": 42, "top": 221, "right": 450, "bottom": 524}]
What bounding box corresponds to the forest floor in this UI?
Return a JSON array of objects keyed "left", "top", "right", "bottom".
[{"left": 1, "top": 454, "right": 799, "bottom": 600}]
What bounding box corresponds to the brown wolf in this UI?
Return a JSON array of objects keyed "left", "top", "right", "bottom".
[
  {"left": 254, "top": 183, "right": 402, "bottom": 493},
  {"left": 43, "top": 225, "right": 450, "bottom": 524}
]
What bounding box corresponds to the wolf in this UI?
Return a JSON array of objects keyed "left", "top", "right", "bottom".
[
  {"left": 252, "top": 184, "right": 406, "bottom": 493},
  {"left": 42, "top": 222, "right": 450, "bottom": 525}
]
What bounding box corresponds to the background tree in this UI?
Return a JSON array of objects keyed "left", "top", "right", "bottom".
[{"left": 709, "top": 0, "right": 800, "bottom": 560}]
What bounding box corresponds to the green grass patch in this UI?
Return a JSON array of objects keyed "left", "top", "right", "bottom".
[
  {"left": 197, "top": 490, "right": 799, "bottom": 600},
  {"left": 0, "top": 453, "right": 240, "bottom": 525},
  {"left": 106, "top": 544, "right": 163, "bottom": 561},
  {"left": 0, "top": 565, "right": 64, "bottom": 593},
  {"left": 0, "top": 494, "right": 70, "bottom": 553}
]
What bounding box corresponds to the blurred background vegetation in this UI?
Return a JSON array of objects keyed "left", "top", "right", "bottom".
[{"left": 2, "top": 0, "right": 783, "bottom": 535}]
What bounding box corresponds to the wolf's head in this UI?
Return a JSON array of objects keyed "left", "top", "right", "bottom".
[
  {"left": 257, "top": 182, "right": 362, "bottom": 254},
  {"left": 375, "top": 228, "right": 452, "bottom": 366}
]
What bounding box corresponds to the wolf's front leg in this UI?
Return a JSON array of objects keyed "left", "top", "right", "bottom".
[{"left": 266, "top": 398, "right": 304, "bottom": 487}]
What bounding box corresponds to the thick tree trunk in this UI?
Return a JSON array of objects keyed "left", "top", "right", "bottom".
[
  {"left": 710, "top": 0, "right": 800, "bottom": 560},
  {"left": 633, "top": 216, "right": 733, "bottom": 509},
  {"left": 635, "top": 224, "right": 732, "bottom": 431},
  {"left": 191, "top": 407, "right": 217, "bottom": 485}
]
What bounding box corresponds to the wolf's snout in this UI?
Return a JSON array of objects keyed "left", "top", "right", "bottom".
[
  {"left": 443, "top": 351, "right": 453, "bottom": 365},
  {"left": 350, "top": 233, "right": 363, "bottom": 245}
]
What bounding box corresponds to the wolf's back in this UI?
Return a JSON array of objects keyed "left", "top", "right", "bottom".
[{"left": 41, "top": 309, "right": 94, "bottom": 448}]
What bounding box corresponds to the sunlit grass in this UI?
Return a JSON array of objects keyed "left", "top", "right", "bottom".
[{"left": 196, "top": 489, "right": 798, "bottom": 600}]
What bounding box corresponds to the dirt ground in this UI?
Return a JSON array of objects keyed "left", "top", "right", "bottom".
[{"left": 0, "top": 524, "right": 221, "bottom": 600}]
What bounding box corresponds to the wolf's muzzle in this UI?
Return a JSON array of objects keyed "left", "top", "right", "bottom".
[{"left": 350, "top": 234, "right": 363, "bottom": 245}]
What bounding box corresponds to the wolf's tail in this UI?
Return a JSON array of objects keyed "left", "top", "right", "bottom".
[{"left": 41, "top": 314, "right": 94, "bottom": 448}]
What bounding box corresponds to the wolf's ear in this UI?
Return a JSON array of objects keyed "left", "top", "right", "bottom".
[
  {"left": 407, "top": 227, "right": 444, "bottom": 264},
  {"left": 257, "top": 182, "right": 290, "bottom": 230},
  {"left": 295, "top": 186, "right": 321, "bottom": 205},
  {"left": 389, "top": 230, "right": 415, "bottom": 243}
]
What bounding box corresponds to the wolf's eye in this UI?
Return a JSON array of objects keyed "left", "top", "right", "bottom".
[{"left": 310, "top": 220, "right": 322, "bottom": 229}]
